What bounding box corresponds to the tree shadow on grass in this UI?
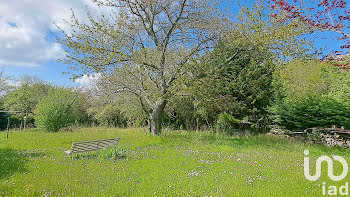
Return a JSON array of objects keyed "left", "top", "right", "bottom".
[
  {"left": 0, "top": 149, "right": 45, "bottom": 196},
  {"left": 0, "top": 149, "right": 45, "bottom": 180}
]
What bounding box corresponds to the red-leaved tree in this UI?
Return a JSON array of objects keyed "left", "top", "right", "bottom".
[{"left": 269, "top": 0, "right": 350, "bottom": 68}]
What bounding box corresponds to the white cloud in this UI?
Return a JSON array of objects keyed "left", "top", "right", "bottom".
[
  {"left": 0, "top": 0, "right": 110, "bottom": 67},
  {"left": 74, "top": 73, "right": 101, "bottom": 86}
]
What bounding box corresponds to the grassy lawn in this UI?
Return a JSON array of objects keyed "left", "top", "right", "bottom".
[{"left": 1, "top": 127, "right": 350, "bottom": 196}]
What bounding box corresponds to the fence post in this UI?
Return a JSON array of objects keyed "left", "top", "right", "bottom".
[{"left": 6, "top": 113, "right": 10, "bottom": 139}]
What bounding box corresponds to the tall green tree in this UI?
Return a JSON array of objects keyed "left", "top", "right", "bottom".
[
  {"left": 172, "top": 2, "right": 312, "bottom": 130},
  {"left": 57, "top": 0, "right": 227, "bottom": 135},
  {"left": 4, "top": 82, "right": 53, "bottom": 116},
  {"left": 182, "top": 41, "right": 275, "bottom": 130}
]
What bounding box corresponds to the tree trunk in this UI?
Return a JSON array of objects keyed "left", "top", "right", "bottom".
[{"left": 149, "top": 100, "right": 167, "bottom": 135}]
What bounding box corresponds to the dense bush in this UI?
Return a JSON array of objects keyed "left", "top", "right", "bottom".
[
  {"left": 272, "top": 59, "right": 350, "bottom": 131},
  {"left": 35, "top": 89, "right": 75, "bottom": 131},
  {"left": 214, "top": 113, "right": 241, "bottom": 134},
  {"left": 270, "top": 96, "right": 350, "bottom": 131}
]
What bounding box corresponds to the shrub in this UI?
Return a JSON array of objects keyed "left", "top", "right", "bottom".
[
  {"left": 214, "top": 113, "right": 241, "bottom": 134},
  {"left": 35, "top": 89, "right": 75, "bottom": 132},
  {"left": 96, "top": 146, "right": 126, "bottom": 160},
  {"left": 270, "top": 96, "right": 350, "bottom": 131}
]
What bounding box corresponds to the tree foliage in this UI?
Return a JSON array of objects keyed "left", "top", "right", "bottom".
[
  {"left": 3, "top": 80, "right": 52, "bottom": 115},
  {"left": 272, "top": 58, "right": 350, "bottom": 130},
  {"left": 235, "top": 3, "right": 313, "bottom": 60},
  {"left": 0, "top": 70, "right": 11, "bottom": 96},
  {"left": 177, "top": 36, "right": 276, "bottom": 131},
  {"left": 276, "top": 59, "right": 350, "bottom": 101},
  {"left": 57, "top": 0, "right": 227, "bottom": 135},
  {"left": 270, "top": 0, "right": 350, "bottom": 67},
  {"left": 96, "top": 103, "right": 127, "bottom": 127},
  {"left": 277, "top": 59, "right": 331, "bottom": 100}
]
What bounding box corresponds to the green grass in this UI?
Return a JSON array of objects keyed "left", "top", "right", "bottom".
[{"left": 1, "top": 127, "right": 350, "bottom": 196}]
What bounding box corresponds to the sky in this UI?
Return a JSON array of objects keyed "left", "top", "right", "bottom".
[
  {"left": 0, "top": 0, "right": 346, "bottom": 87},
  {"left": 0, "top": 0, "right": 107, "bottom": 86}
]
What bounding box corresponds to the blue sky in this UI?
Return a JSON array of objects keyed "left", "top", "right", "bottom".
[{"left": 0, "top": 0, "right": 347, "bottom": 87}]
